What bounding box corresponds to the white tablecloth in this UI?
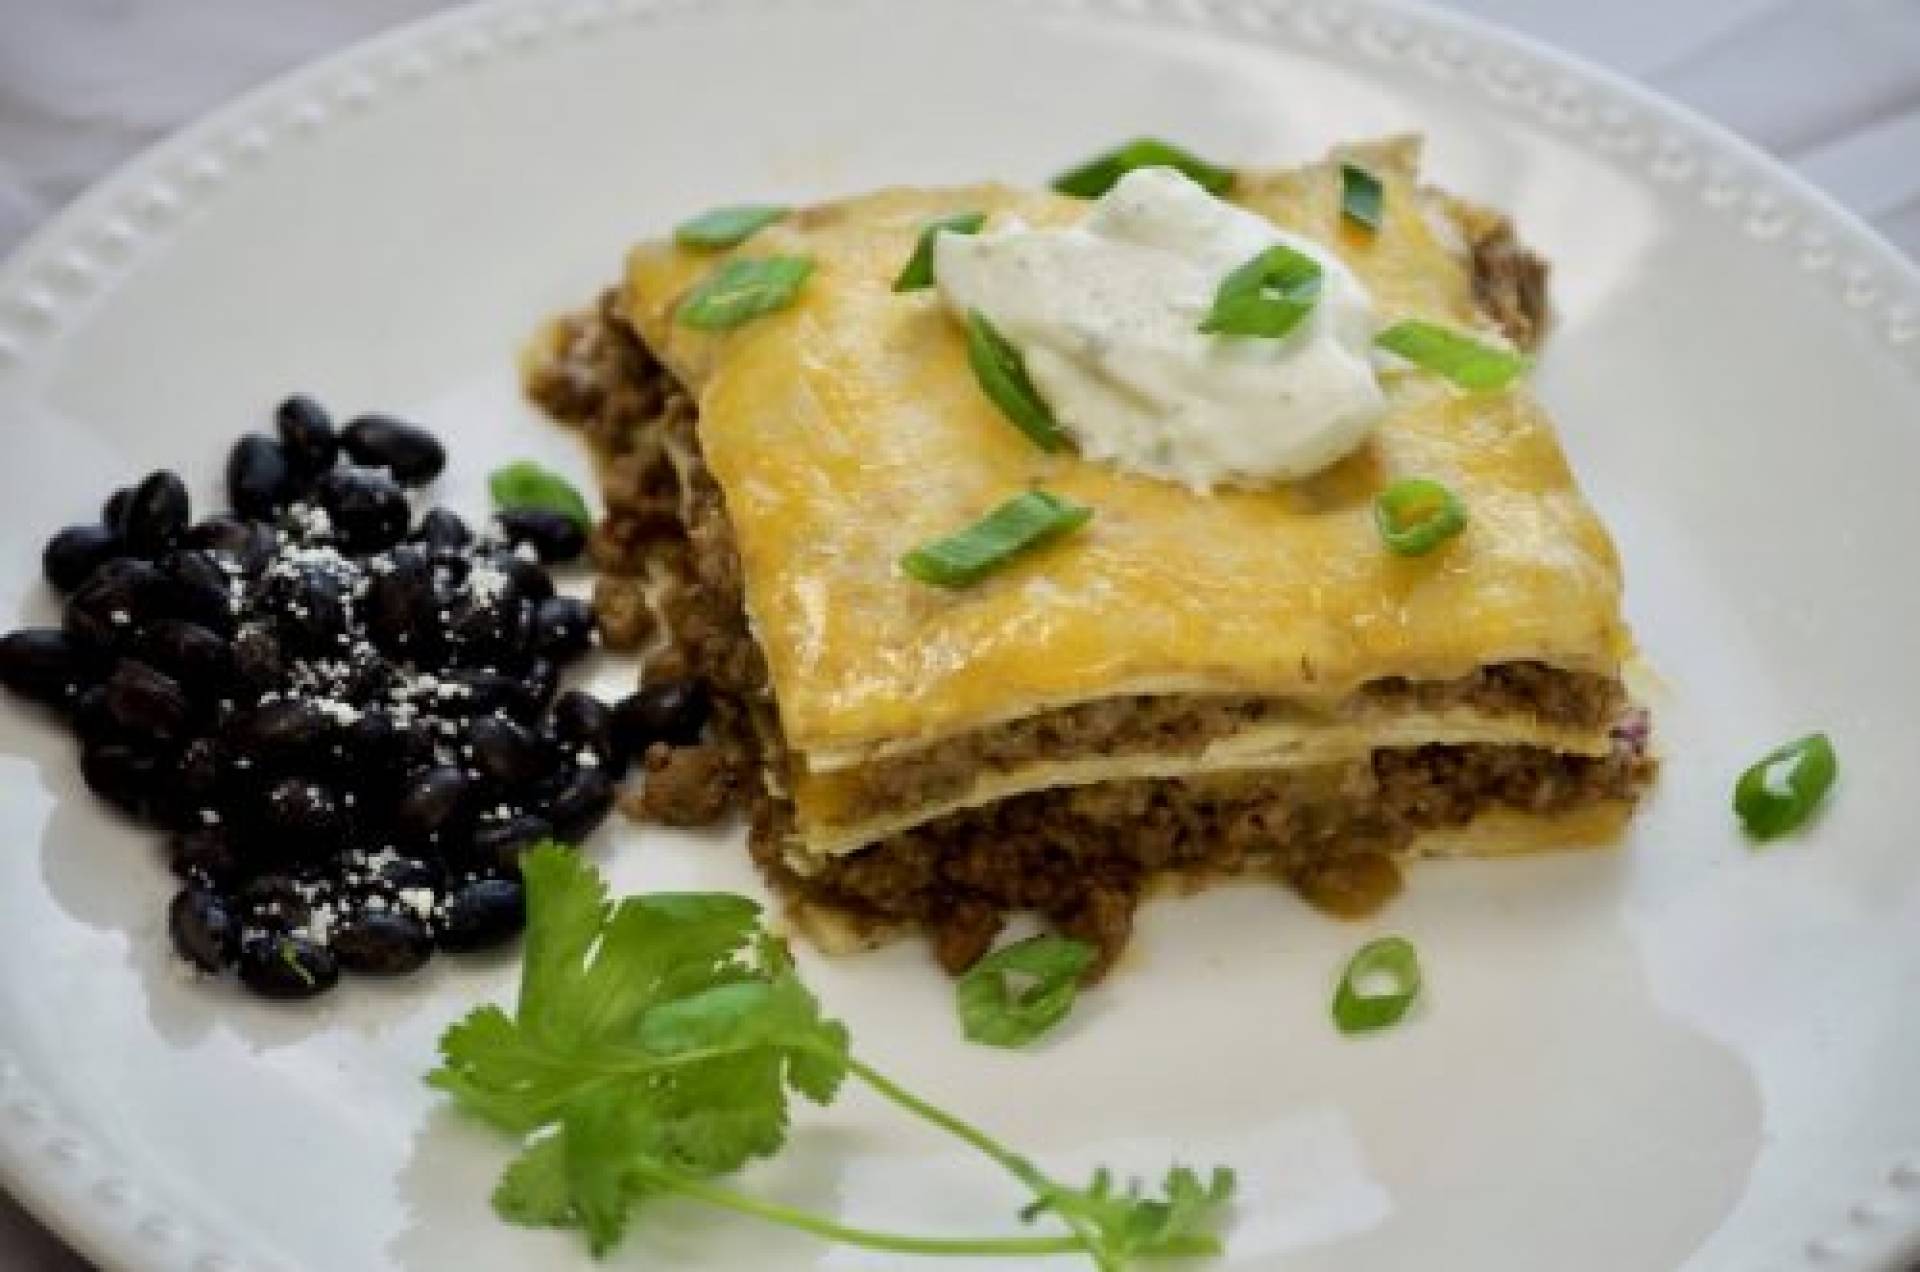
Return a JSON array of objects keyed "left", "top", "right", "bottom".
[{"left": 1, "top": 1, "right": 1916, "bottom": 1267}]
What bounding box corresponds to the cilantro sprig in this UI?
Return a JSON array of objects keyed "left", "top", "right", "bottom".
[{"left": 429, "top": 847, "right": 1236, "bottom": 1267}]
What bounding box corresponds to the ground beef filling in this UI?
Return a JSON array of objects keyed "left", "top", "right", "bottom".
[
  {"left": 756, "top": 732, "right": 1652, "bottom": 974},
  {"left": 528, "top": 222, "right": 1647, "bottom": 975}
]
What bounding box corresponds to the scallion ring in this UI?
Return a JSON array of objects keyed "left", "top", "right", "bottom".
[
  {"left": 673, "top": 203, "right": 789, "bottom": 250},
  {"left": 902, "top": 490, "right": 1092, "bottom": 588},
  {"left": 1199, "top": 245, "right": 1324, "bottom": 339},
  {"left": 677, "top": 256, "right": 814, "bottom": 331},
  {"left": 1374, "top": 319, "right": 1530, "bottom": 391},
  {"left": 1340, "top": 162, "right": 1384, "bottom": 232},
  {"left": 1052, "top": 138, "right": 1236, "bottom": 199},
  {"left": 893, "top": 211, "right": 987, "bottom": 292},
  {"left": 963, "top": 310, "right": 1068, "bottom": 451},
  {"left": 1734, "top": 733, "right": 1837, "bottom": 841},
  {"left": 1332, "top": 936, "right": 1421, "bottom": 1034},
  {"left": 1374, "top": 478, "right": 1467, "bottom": 556}
]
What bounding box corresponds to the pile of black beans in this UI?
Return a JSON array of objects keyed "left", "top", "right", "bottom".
[{"left": 0, "top": 396, "right": 711, "bottom": 999}]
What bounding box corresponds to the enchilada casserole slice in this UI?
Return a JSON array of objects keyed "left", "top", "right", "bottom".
[{"left": 529, "top": 137, "right": 1654, "bottom": 974}]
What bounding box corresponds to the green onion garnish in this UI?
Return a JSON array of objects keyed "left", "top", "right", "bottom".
[
  {"left": 1735, "top": 733, "right": 1837, "bottom": 841},
  {"left": 489, "top": 459, "right": 592, "bottom": 530},
  {"left": 893, "top": 211, "right": 987, "bottom": 292},
  {"left": 963, "top": 310, "right": 1068, "bottom": 451},
  {"left": 1374, "top": 319, "right": 1530, "bottom": 391},
  {"left": 673, "top": 203, "right": 789, "bottom": 250},
  {"left": 1332, "top": 936, "right": 1421, "bottom": 1034},
  {"left": 1199, "top": 245, "right": 1324, "bottom": 339},
  {"left": 903, "top": 490, "right": 1093, "bottom": 589},
  {"left": 1340, "top": 162, "right": 1383, "bottom": 232},
  {"left": 1374, "top": 478, "right": 1468, "bottom": 557},
  {"left": 278, "top": 940, "right": 317, "bottom": 989},
  {"left": 1052, "top": 138, "right": 1236, "bottom": 199},
  {"left": 677, "top": 256, "right": 814, "bottom": 331},
  {"left": 956, "top": 934, "right": 1096, "bottom": 1047}
]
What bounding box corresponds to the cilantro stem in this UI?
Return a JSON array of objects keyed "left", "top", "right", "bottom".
[
  {"left": 634, "top": 1165, "right": 1087, "bottom": 1258},
  {"left": 844, "top": 1057, "right": 1122, "bottom": 1270}
]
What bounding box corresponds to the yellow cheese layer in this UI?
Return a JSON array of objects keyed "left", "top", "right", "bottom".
[{"left": 620, "top": 139, "right": 1629, "bottom": 759}]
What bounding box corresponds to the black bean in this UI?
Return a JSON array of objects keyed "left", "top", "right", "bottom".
[
  {"left": 230, "top": 625, "right": 284, "bottom": 694},
  {"left": 140, "top": 620, "right": 232, "bottom": 695},
  {"left": 168, "top": 886, "right": 238, "bottom": 972},
  {"left": 363, "top": 549, "right": 441, "bottom": 660},
  {"left": 414, "top": 507, "right": 470, "bottom": 552},
  {"left": 237, "top": 934, "right": 338, "bottom": 999},
  {"left": 237, "top": 873, "right": 313, "bottom": 929},
  {"left": 262, "top": 564, "right": 347, "bottom": 655},
  {"left": 437, "top": 876, "right": 525, "bottom": 952},
  {"left": 330, "top": 907, "right": 434, "bottom": 976},
  {"left": 260, "top": 776, "right": 347, "bottom": 852},
  {"left": 364, "top": 853, "right": 443, "bottom": 894},
  {"left": 494, "top": 508, "right": 586, "bottom": 564},
  {"left": 103, "top": 659, "right": 192, "bottom": 743},
  {"left": 394, "top": 766, "right": 473, "bottom": 845},
  {"left": 0, "top": 628, "right": 94, "bottom": 710},
  {"left": 467, "top": 814, "right": 555, "bottom": 876},
  {"left": 316, "top": 466, "right": 410, "bottom": 553},
  {"left": 71, "top": 686, "right": 120, "bottom": 747},
  {"left": 524, "top": 658, "right": 560, "bottom": 715},
  {"left": 546, "top": 766, "right": 614, "bottom": 843},
  {"left": 438, "top": 668, "right": 535, "bottom": 720},
  {"left": 226, "top": 434, "right": 301, "bottom": 520},
  {"left": 550, "top": 690, "right": 623, "bottom": 772},
  {"left": 470, "top": 716, "right": 549, "bottom": 788},
  {"left": 79, "top": 741, "right": 159, "bottom": 816},
  {"left": 533, "top": 595, "right": 595, "bottom": 662},
  {"left": 64, "top": 558, "right": 168, "bottom": 651},
  {"left": 153, "top": 737, "right": 225, "bottom": 832},
  {"left": 169, "top": 825, "right": 240, "bottom": 885},
  {"left": 101, "top": 487, "right": 133, "bottom": 536},
  {"left": 275, "top": 395, "right": 338, "bottom": 476},
  {"left": 613, "top": 679, "right": 711, "bottom": 752},
  {"left": 339, "top": 414, "right": 445, "bottom": 486},
  {"left": 447, "top": 594, "right": 534, "bottom": 668},
  {"left": 159, "top": 549, "right": 237, "bottom": 635},
  {"left": 227, "top": 698, "right": 328, "bottom": 771},
  {"left": 331, "top": 709, "right": 423, "bottom": 796},
  {"left": 123, "top": 470, "right": 191, "bottom": 557},
  {"left": 42, "top": 524, "right": 124, "bottom": 593},
  {"left": 487, "top": 549, "right": 555, "bottom": 603},
  {"left": 185, "top": 514, "right": 271, "bottom": 570}
]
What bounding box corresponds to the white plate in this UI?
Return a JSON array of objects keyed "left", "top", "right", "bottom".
[{"left": 3, "top": 1, "right": 1919, "bottom": 1269}]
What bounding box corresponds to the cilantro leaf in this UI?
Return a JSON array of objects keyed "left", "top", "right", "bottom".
[
  {"left": 428, "top": 848, "right": 1236, "bottom": 1266},
  {"left": 1022, "top": 1164, "right": 1238, "bottom": 1260},
  {"left": 492, "top": 1133, "right": 576, "bottom": 1228}
]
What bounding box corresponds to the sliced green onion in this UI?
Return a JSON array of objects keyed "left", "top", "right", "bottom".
[
  {"left": 1374, "top": 478, "right": 1467, "bottom": 556},
  {"left": 278, "top": 940, "right": 317, "bottom": 989},
  {"left": 1199, "top": 245, "right": 1324, "bottom": 339},
  {"left": 1052, "top": 138, "right": 1236, "bottom": 199},
  {"left": 1340, "top": 162, "right": 1383, "bottom": 232},
  {"left": 1374, "top": 319, "right": 1530, "bottom": 391},
  {"left": 1735, "top": 733, "right": 1837, "bottom": 841},
  {"left": 902, "top": 490, "right": 1093, "bottom": 588},
  {"left": 956, "top": 934, "right": 1096, "bottom": 1047},
  {"left": 963, "top": 310, "right": 1069, "bottom": 451},
  {"left": 893, "top": 211, "right": 987, "bottom": 292},
  {"left": 672, "top": 203, "right": 789, "bottom": 250},
  {"left": 677, "top": 256, "right": 814, "bottom": 331},
  {"left": 1332, "top": 936, "right": 1421, "bottom": 1034},
  {"left": 489, "top": 460, "right": 592, "bottom": 530}
]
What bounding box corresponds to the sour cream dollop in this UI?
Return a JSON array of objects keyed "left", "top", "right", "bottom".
[{"left": 935, "top": 166, "right": 1387, "bottom": 489}]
